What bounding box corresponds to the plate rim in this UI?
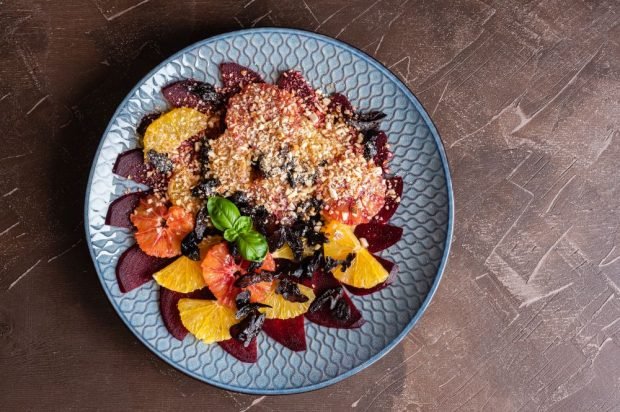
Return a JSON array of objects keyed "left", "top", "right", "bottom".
[{"left": 84, "top": 27, "right": 454, "bottom": 395}]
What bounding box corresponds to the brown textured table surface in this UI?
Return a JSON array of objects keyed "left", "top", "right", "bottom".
[{"left": 2, "top": 0, "right": 620, "bottom": 410}]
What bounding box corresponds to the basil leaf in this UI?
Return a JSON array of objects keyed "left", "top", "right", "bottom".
[
  {"left": 224, "top": 228, "right": 239, "bottom": 242},
  {"left": 207, "top": 196, "right": 240, "bottom": 231},
  {"left": 237, "top": 230, "right": 268, "bottom": 262},
  {"left": 233, "top": 216, "right": 253, "bottom": 234}
]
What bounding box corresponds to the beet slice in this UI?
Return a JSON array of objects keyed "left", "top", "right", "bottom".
[
  {"left": 137, "top": 113, "right": 161, "bottom": 136},
  {"left": 345, "top": 255, "right": 397, "bottom": 296},
  {"left": 218, "top": 338, "right": 257, "bottom": 363},
  {"left": 105, "top": 192, "right": 146, "bottom": 229},
  {"left": 112, "top": 148, "right": 145, "bottom": 181},
  {"left": 162, "top": 80, "right": 222, "bottom": 113},
  {"left": 160, "top": 288, "right": 190, "bottom": 340},
  {"left": 328, "top": 93, "right": 354, "bottom": 116},
  {"left": 219, "top": 62, "right": 263, "bottom": 94},
  {"left": 263, "top": 316, "right": 306, "bottom": 351},
  {"left": 372, "top": 176, "right": 403, "bottom": 224},
  {"left": 305, "top": 270, "right": 364, "bottom": 329},
  {"left": 160, "top": 287, "right": 215, "bottom": 340},
  {"left": 277, "top": 70, "right": 317, "bottom": 105},
  {"left": 116, "top": 244, "right": 174, "bottom": 293},
  {"left": 372, "top": 131, "right": 392, "bottom": 170},
  {"left": 354, "top": 223, "right": 403, "bottom": 253}
]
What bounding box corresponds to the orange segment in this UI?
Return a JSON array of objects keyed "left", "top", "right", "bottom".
[
  {"left": 178, "top": 299, "right": 236, "bottom": 343},
  {"left": 153, "top": 256, "right": 205, "bottom": 293},
  {"left": 322, "top": 219, "right": 389, "bottom": 288},
  {"left": 332, "top": 248, "right": 389, "bottom": 289},
  {"left": 143, "top": 107, "right": 208, "bottom": 155},
  {"left": 260, "top": 281, "right": 315, "bottom": 319},
  {"left": 322, "top": 220, "right": 360, "bottom": 260}
]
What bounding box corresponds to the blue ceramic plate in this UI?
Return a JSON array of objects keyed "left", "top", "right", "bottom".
[{"left": 84, "top": 28, "right": 453, "bottom": 394}]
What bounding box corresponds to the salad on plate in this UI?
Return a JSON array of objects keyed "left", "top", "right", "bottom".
[{"left": 105, "top": 62, "right": 404, "bottom": 363}]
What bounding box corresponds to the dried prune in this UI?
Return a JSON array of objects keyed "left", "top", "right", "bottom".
[
  {"left": 276, "top": 278, "right": 309, "bottom": 303},
  {"left": 333, "top": 299, "right": 351, "bottom": 321},
  {"left": 235, "top": 290, "right": 251, "bottom": 308},
  {"left": 235, "top": 302, "right": 271, "bottom": 320},
  {"left": 146, "top": 150, "right": 173, "bottom": 174},
  {"left": 309, "top": 287, "right": 344, "bottom": 313},
  {"left": 341, "top": 253, "right": 356, "bottom": 271},
  {"left": 230, "top": 310, "right": 265, "bottom": 347},
  {"left": 234, "top": 271, "right": 276, "bottom": 288},
  {"left": 268, "top": 226, "right": 287, "bottom": 251},
  {"left": 191, "top": 178, "right": 220, "bottom": 199},
  {"left": 181, "top": 232, "right": 201, "bottom": 261},
  {"left": 348, "top": 110, "right": 387, "bottom": 132}
]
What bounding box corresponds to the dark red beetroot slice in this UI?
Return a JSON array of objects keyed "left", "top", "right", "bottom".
[
  {"left": 160, "top": 287, "right": 215, "bottom": 340},
  {"left": 372, "top": 131, "right": 393, "bottom": 170},
  {"left": 372, "top": 176, "right": 403, "bottom": 224},
  {"left": 116, "top": 244, "right": 174, "bottom": 293},
  {"left": 354, "top": 223, "right": 403, "bottom": 253},
  {"left": 277, "top": 70, "right": 317, "bottom": 104},
  {"left": 328, "top": 93, "right": 354, "bottom": 116},
  {"left": 345, "top": 255, "right": 398, "bottom": 296},
  {"left": 105, "top": 191, "right": 146, "bottom": 229},
  {"left": 262, "top": 316, "right": 306, "bottom": 351},
  {"left": 305, "top": 270, "right": 364, "bottom": 329},
  {"left": 162, "top": 80, "right": 221, "bottom": 113},
  {"left": 220, "top": 62, "right": 263, "bottom": 93},
  {"left": 218, "top": 338, "right": 257, "bottom": 363},
  {"left": 112, "top": 148, "right": 145, "bottom": 181}
]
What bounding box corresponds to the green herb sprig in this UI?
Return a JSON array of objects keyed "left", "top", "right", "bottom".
[{"left": 207, "top": 196, "right": 268, "bottom": 262}]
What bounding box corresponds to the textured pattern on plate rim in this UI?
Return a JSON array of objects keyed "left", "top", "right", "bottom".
[{"left": 84, "top": 28, "right": 454, "bottom": 395}]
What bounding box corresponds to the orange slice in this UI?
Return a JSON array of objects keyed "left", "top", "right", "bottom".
[
  {"left": 143, "top": 107, "right": 208, "bottom": 155},
  {"left": 177, "top": 299, "right": 236, "bottom": 343}
]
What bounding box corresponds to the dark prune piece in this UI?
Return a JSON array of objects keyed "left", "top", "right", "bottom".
[
  {"left": 235, "top": 302, "right": 271, "bottom": 320},
  {"left": 285, "top": 161, "right": 301, "bottom": 188},
  {"left": 348, "top": 111, "right": 387, "bottom": 132},
  {"left": 229, "top": 242, "right": 241, "bottom": 262},
  {"left": 268, "top": 226, "right": 287, "bottom": 251},
  {"left": 235, "top": 290, "right": 251, "bottom": 309},
  {"left": 181, "top": 232, "right": 201, "bottom": 261},
  {"left": 306, "top": 229, "right": 327, "bottom": 246},
  {"left": 227, "top": 191, "right": 252, "bottom": 215},
  {"left": 191, "top": 82, "right": 221, "bottom": 106},
  {"left": 137, "top": 112, "right": 161, "bottom": 136},
  {"left": 356, "top": 111, "right": 387, "bottom": 123},
  {"left": 322, "top": 256, "right": 339, "bottom": 272},
  {"left": 309, "top": 287, "right": 344, "bottom": 313},
  {"left": 333, "top": 299, "right": 351, "bottom": 321},
  {"left": 276, "top": 279, "right": 309, "bottom": 303},
  {"left": 363, "top": 137, "right": 378, "bottom": 160},
  {"left": 287, "top": 232, "right": 305, "bottom": 262},
  {"left": 234, "top": 272, "right": 276, "bottom": 288},
  {"left": 191, "top": 178, "right": 220, "bottom": 199},
  {"left": 230, "top": 311, "right": 265, "bottom": 347},
  {"left": 341, "top": 253, "right": 356, "bottom": 271},
  {"left": 194, "top": 206, "right": 210, "bottom": 239},
  {"left": 146, "top": 150, "right": 173, "bottom": 174}
]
